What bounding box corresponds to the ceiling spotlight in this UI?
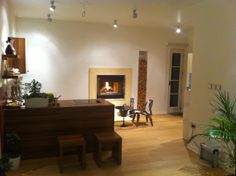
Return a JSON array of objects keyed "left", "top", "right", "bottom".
[
  {"left": 47, "top": 14, "right": 52, "bottom": 22},
  {"left": 176, "top": 25, "right": 181, "bottom": 34},
  {"left": 113, "top": 19, "right": 118, "bottom": 28},
  {"left": 133, "top": 9, "right": 138, "bottom": 19},
  {"left": 82, "top": 10, "right": 86, "bottom": 17},
  {"left": 49, "top": 0, "right": 56, "bottom": 12}
]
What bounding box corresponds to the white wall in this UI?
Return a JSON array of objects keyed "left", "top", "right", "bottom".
[
  {"left": 16, "top": 18, "right": 189, "bottom": 114},
  {"left": 183, "top": 0, "right": 236, "bottom": 148},
  {"left": 0, "top": 0, "right": 15, "bottom": 54},
  {"left": 0, "top": 0, "right": 14, "bottom": 59}
]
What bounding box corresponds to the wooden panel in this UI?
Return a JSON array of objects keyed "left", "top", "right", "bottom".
[
  {"left": 12, "top": 37, "right": 26, "bottom": 73},
  {"left": 4, "top": 99, "right": 114, "bottom": 159},
  {"left": 0, "top": 87, "right": 4, "bottom": 152}
]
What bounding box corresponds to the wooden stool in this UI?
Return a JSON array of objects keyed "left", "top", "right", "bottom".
[
  {"left": 58, "top": 134, "right": 86, "bottom": 173},
  {"left": 94, "top": 131, "right": 122, "bottom": 167}
]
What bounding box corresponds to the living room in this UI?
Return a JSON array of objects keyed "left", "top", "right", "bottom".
[{"left": 0, "top": 0, "right": 236, "bottom": 176}]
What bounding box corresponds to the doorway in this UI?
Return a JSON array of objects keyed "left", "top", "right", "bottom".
[{"left": 167, "top": 46, "right": 187, "bottom": 114}]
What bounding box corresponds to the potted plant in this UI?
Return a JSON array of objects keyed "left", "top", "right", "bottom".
[
  {"left": 188, "top": 91, "right": 236, "bottom": 176},
  {"left": 0, "top": 155, "right": 10, "bottom": 176},
  {"left": 23, "top": 79, "right": 49, "bottom": 108},
  {"left": 5, "top": 132, "right": 21, "bottom": 170},
  {"left": 47, "top": 93, "right": 61, "bottom": 106}
]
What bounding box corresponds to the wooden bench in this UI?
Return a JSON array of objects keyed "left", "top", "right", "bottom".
[
  {"left": 58, "top": 134, "right": 86, "bottom": 173},
  {"left": 94, "top": 131, "right": 122, "bottom": 167}
]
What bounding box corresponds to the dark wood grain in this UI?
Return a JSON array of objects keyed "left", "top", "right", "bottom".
[
  {"left": 0, "top": 87, "right": 4, "bottom": 152},
  {"left": 3, "top": 99, "right": 114, "bottom": 159}
]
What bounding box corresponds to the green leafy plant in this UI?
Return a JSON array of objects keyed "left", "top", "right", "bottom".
[
  {"left": 188, "top": 91, "right": 236, "bottom": 175},
  {"left": 5, "top": 132, "right": 21, "bottom": 158},
  {"left": 23, "top": 79, "right": 48, "bottom": 99},
  {"left": 0, "top": 154, "right": 10, "bottom": 175}
]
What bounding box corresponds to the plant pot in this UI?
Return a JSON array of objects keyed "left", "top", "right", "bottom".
[
  {"left": 9, "top": 156, "right": 21, "bottom": 171},
  {"left": 25, "top": 97, "right": 49, "bottom": 108}
]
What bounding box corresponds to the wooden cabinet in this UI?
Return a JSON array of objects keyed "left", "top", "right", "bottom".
[
  {"left": 12, "top": 37, "right": 26, "bottom": 74},
  {"left": 1, "top": 37, "right": 26, "bottom": 78},
  {"left": 0, "top": 87, "right": 5, "bottom": 153},
  {"left": 4, "top": 99, "right": 115, "bottom": 159}
]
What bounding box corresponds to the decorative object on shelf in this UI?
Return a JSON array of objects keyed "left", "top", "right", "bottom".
[
  {"left": 1, "top": 59, "right": 18, "bottom": 78},
  {"left": 5, "top": 37, "right": 16, "bottom": 55},
  {"left": 10, "top": 77, "right": 23, "bottom": 102},
  {"left": 3, "top": 77, "right": 23, "bottom": 108},
  {"left": 5, "top": 132, "right": 21, "bottom": 171},
  {"left": 48, "top": 93, "right": 61, "bottom": 106},
  {"left": 23, "top": 79, "right": 49, "bottom": 108},
  {"left": 0, "top": 154, "right": 10, "bottom": 176}
]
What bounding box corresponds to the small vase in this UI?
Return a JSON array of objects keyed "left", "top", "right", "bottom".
[{"left": 5, "top": 44, "right": 14, "bottom": 55}]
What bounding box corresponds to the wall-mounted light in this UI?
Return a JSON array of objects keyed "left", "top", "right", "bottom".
[
  {"left": 81, "top": 0, "right": 87, "bottom": 17},
  {"left": 82, "top": 10, "right": 86, "bottom": 17},
  {"left": 47, "top": 14, "right": 52, "bottom": 22},
  {"left": 176, "top": 25, "right": 181, "bottom": 34},
  {"left": 133, "top": 9, "right": 138, "bottom": 19},
  {"left": 113, "top": 19, "right": 118, "bottom": 28},
  {"left": 49, "top": 0, "right": 56, "bottom": 12}
]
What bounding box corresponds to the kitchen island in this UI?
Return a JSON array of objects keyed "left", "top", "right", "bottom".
[{"left": 3, "top": 99, "right": 114, "bottom": 159}]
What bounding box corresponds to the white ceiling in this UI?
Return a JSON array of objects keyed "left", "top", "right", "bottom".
[{"left": 10, "top": 0, "right": 204, "bottom": 29}]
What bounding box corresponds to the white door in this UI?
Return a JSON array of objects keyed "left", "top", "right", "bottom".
[{"left": 168, "top": 50, "right": 184, "bottom": 114}]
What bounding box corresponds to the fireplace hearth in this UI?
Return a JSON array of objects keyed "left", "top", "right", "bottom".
[{"left": 97, "top": 75, "right": 125, "bottom": 99}]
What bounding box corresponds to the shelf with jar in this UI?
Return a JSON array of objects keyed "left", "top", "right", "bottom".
[
  {"left": 1, "top": 37, "right": 26, "bottom": 79},
  {"left": 1, "top": 37, "right": 26, "bottom": 108},
  {"left": 2, "top": 54, "right": 20, "bottom": 79}
]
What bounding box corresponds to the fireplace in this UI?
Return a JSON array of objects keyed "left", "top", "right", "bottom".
[{"left": 97, "top": 75, "right": 125, "bottom": 99}]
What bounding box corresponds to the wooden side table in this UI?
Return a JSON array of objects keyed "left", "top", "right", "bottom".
[
  {"left": 58, "top": 134, "right": 86, "bottom": 173},
  {"left": 94, "top": 131, "right": 122, "bottom": 167}
]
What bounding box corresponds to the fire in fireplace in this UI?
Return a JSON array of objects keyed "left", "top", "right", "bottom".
[{"left": 97, "top": 75, "right": 125, "bottom": 99}]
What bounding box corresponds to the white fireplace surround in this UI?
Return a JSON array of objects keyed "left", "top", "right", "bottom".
[{"left": 89, "top": 68, "right": 132, "bottom": 106}]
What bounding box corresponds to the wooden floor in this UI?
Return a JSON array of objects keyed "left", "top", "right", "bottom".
[{"left": 8, "top": 115, "right": 228, "bottom": 176}]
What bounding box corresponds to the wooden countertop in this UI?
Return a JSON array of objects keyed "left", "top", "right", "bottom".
[
  {"left": 58, "top": 99, "right": 113, "bottom": 107},
  {"left": 3, "top": 98, "right": 115, "bottom": 159},
  {"left": 3, "top": 99, "right": 113, "bottom": 111}
]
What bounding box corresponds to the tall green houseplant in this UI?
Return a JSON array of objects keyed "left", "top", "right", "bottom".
[{"left": 189, "top": 91, "right": 236, "bottom": 175}]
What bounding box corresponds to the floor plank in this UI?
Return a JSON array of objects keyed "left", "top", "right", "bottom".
[{"left": 8, "top": 114, "right": 228, "bottom": 176}]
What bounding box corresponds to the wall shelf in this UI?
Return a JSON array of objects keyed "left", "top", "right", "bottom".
[
  {"left": 2, "top": 75, "right": 18, "bottom": 79},
  {"left": 2, "top": 54, "right": 18, "bottom": 59},
  {"left": 1, "top": 38, "right": 26, "bottom": 74}
]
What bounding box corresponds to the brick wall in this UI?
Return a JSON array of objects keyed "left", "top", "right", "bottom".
[{"left": 137, "top": 51, "right": 147, "bottom": 110}]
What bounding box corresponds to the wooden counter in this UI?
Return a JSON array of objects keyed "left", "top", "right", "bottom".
[{"left": 3, "top": 99, "right": 114, "bottom": 159}]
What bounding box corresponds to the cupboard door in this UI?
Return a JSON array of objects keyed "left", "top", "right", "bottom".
[{"left": 12, "top": 37, "right": 26, "bottom": 73}]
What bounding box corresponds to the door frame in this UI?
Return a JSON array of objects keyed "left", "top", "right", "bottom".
[{"left": 167, "top": 43, "right": 188, "bottom": 114}]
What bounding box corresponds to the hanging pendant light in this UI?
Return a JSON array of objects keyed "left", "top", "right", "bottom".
[
  {"left": 113, "top": 19, "right": 118, "bottom": 28},
  {"left": 49, "top": 0, "right": 56, "bottom": 12}
]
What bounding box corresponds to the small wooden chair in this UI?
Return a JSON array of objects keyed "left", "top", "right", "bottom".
[
  {"left": 94, "top": 131, "right": 122, "bottom": 167},
  {"left": 58, "top": 134, "right": 86, "bottom": 173},
  {"left": 131, "top": 99, "right": 154, "bottom": 126}
]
